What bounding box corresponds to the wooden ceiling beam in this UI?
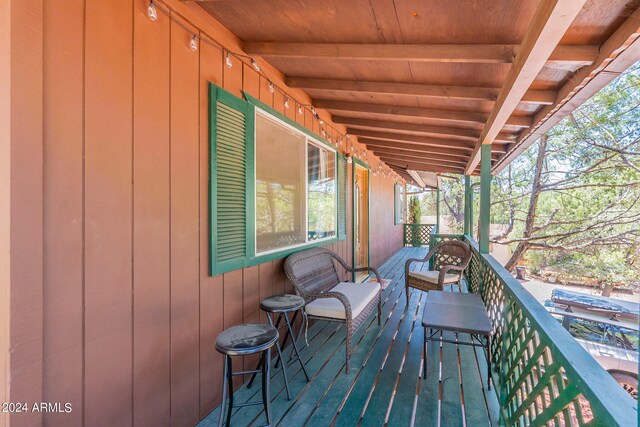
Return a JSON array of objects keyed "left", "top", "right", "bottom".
[
  {"left": 384, "top": 159, "right": 465, "bottom": 174},
  {"left": 347, "top": 129, "right": 475, "bottom": 150},
  {"left": 360, "top": 139, "right": 502, "bottom": 159},
  {"left": 339, "top": 116, "right": 518, "bottom": 143},
  {"left": 350, "top": 129, "right": 511, "bottom": 153},
  {"left": 287, "top": 77, "right": 499, "bottom": 101},
  {"left": 334, "top": 116, "right": 480, "bottom": 141},
  {"left": 465, "top": 0, "right": 586, "bottom": 174},
  {"left": 313, "top": 99, "right": 488, "bottom": 124},
  {"left": 372, "top": 150, "right": 468, "bottom": 166},
  {"left": 313, "top": 99, "right": 532, "bottom": 128},
  {"left": 493, "top": 11, "right": 640, "bottom": 175},
  {"left": 287, "top": 77, "right": 556, "bottom": 104},
  {"left": 245, "top": 42, "right": 597, "bottom": 66}
]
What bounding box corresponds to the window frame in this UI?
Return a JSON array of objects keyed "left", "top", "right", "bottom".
[{"left": 248, "top": 96, "right": 339, "bottom": 265}]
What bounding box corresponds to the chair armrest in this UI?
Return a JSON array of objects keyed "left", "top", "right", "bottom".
[
  {"left": 404, "top": 246, "right": 438, "bottom": 274},
  {"left": 353, "top": 266, "right": 382, "bottom": 284},
  {"left": 305, "top": 291, "right": 353, "bottom": 320}
]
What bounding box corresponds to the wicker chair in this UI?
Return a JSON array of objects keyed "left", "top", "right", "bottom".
[
  {"left": 284, "top": 248, "right": 382, "bottom": 373},
  {"left": 404, "top": 240, "right": 472, "bottom": 306}
]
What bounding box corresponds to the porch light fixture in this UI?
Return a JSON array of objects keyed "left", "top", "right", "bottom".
[
  {"left": 284, "top": 96, "right": 290, "bottom": 109},
  {"left": 225, "top": 51, "right": 233, "bottom": 68},
  {"left": 147, "top": 0, "right": 158, "bottom": 21},
  {"left": 251, "top": 59, "right": 261, "bottom": 72},
  {"left": 297, "top": 104, "right": 303, "bottom": 115},
  {"left": 346, "top": 155, "right": 353, "bottom": 164},
  {"left": 268, "top": 82, "right": 275, "bottom": 94},
  {"left": 189, "top": 35, "right": 198, "bottom": 52}
]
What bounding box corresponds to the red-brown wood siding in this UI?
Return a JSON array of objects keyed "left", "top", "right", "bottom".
[{"left": 5, "top": 1, "right": 404, "bottom": 425}]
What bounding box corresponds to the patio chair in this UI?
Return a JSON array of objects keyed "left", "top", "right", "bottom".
[
  {"left": 404, "top": 240, "right": 472, "bottom": 306},
  {"left": 284, "top": 248, "right": 382, "bottom": 373}
]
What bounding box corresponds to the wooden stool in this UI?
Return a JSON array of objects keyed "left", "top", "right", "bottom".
[{"left": 215, "top": 324, "right": 278, "bottom": 427}]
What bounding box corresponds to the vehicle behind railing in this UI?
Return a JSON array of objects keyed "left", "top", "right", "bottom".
[
  {"left": 430, "top": 233, "right": 638, "bottom": 426},
  {"left": 403, "top": 223, "right": 436, "bottom": 247}
]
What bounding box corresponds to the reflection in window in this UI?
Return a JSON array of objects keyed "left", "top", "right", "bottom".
[
  {"left": 308, "top": 144, "right": 336, "bottom": 241},
  {"left": 255, "top": 113, "right": 306, "bottom": 253}
]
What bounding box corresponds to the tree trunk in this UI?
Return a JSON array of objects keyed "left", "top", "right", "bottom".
[
  {"left": 601, "top": 283, "right": 615, "bottom": 297},
  {"left": 504, "top": 134, "right": 548, "bottom": 270}
]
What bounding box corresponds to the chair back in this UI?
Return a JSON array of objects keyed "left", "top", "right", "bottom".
[
  {"left": 433, "top": 240, "right": 472, "bottom": 272},
  {"left": 284, "top": 248, "right": 341, "bottom": 298}
]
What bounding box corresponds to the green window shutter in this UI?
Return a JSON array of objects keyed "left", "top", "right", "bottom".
[
  {"left": 337, "top": 153, "right": 347, "bottom": 240},
  {"left": 209, "top": 83, "right": 255, "bottom": 275}
]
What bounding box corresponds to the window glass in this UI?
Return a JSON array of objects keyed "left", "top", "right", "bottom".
[
  {"left": 308, "top": 144, "right": 336, "bottom": 241},
  {"left": 255, "top": 113, "right": 306, "bottom": 253}
]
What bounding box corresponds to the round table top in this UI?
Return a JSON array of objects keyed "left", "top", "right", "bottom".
[
  {"left": 260, "top": 294, "right": 305, "bottom": 312},
  {"left": 215, "top": 324, "right": 278, "bottom": 356}
]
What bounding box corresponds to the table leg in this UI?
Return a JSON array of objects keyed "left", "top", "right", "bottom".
[
  {"left": 487, "top": 335, "right": 492, "bottom": 391},
  {"left": 423, "top": 326, "right": 427, "bottom": 379}
]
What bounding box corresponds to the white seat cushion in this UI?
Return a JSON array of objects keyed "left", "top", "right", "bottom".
[
  {"left": 408, "top": 270, "right": 459, "bottom": 284},
  {"left": 305, "top": 281, "right": 380, "bottom": 320}
]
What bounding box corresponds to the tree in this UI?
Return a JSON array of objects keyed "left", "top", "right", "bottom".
[
  {"left": 490, "top": 62, "right": 640, "bottom": 289},
  {"left": 408, "top": 196, "right": 421, "bottom": 223}
]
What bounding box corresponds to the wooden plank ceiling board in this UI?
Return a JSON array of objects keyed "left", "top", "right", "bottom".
[{"left": 197, "top": 0, "right": 640, "bottom": 177}]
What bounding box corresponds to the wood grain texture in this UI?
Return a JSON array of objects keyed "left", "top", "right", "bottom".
[
  {"left": 132, "top": 2, "right": 171, "bottom": 425},
  {"left": 170, "top": 19, "right": 201, "bottom": 427},
  {"left": 84, "top": 0, "right": 133, "bottom": 425},
  {"left": 42, "top": 0, "right": 84, "bottom": 425}
]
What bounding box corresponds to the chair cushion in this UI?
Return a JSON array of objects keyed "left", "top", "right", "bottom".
[
  {"left": 305, "top": 281, "right": 380, "bottom": 320},
  {"left": 408, "top": 270, "right": 459, "bottom": 284}
]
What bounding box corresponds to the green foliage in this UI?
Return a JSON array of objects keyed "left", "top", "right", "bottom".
[
  {"left": 408, "top": 196, "right": 421, "bottom": 223},
  {"left": 491, "top": 62, "right": 640, "bottom": 287}
]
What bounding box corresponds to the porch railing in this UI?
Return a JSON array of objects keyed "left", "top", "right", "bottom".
[
  {"left": 431, "top": 233, "right": 637, "bottom": 426},
  {"left": 403, "top": 223, "right": 436, "bottom": 247}
]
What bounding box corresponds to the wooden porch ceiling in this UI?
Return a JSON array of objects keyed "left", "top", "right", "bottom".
[{"left": 197, "top": 0, "right": 640, "bottom": 179}]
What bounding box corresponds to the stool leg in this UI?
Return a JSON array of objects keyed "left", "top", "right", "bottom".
[
  {"left": 267, "top": 313, "right": 291, "bottom": 400},
  {"left": 226, "top": 356, "right": 233, "bottom": 427},
  {"left": 262, "top": 348, "right": 272, "bottom": 426},
  {"left": 218, "top": 355, "right": 229, "bottom": 427},
  {"left": 247, "top": 354, "right": 262, "bottom": 389},
  {"left": 284, "top": 311, "right": 310, "bottom": 382},
  {"left": 272, "top": 314, "right": 284, "bottom": 369},
  {"left": 284, "top": 310, "right": 299, "bottom": 360},
  {"left": 487, "top": 335, "right": 492, "bottom": 391}
]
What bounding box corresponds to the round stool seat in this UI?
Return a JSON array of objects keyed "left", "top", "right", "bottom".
[
  {"left": 215, "top": 324, "right": 278, "bottom": 356},
  {"left": 260, "top": 294, "right": 305, "bottom": 313}
]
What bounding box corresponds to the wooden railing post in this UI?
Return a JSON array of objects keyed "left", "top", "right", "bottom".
[{"left": 479, "top": 144, "right": 492, "bottom": 254}]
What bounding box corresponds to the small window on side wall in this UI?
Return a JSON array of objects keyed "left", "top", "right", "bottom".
[{"left": 394, "top": 183, "right": 405, "bottom": 225}]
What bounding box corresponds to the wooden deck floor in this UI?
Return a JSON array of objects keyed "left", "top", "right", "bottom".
[{"left": 198, "top": 247, "right": 500, "bottom": 427}]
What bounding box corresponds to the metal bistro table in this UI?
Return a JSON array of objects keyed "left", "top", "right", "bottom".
[{"left": 422, "top": 291, "right": 494, "bottom": 389}]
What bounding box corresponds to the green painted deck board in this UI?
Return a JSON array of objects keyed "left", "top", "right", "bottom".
[{"left": 198, "top": 247, "right": 500, "bottom": 427}]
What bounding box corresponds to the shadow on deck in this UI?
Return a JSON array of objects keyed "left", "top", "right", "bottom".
[{"left": 199, "top": 247, "right": 500, "bottom": 427}]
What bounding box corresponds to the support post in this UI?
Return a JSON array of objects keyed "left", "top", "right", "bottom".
[
  {"left": 463, "top": 175, "right": 471, "bottom": 235},
  {"left": 479, "top": 144, "right": 492, "bottom": 253},
  {"left": 435, "top": 186, "right": 440, "bottom": 232}
]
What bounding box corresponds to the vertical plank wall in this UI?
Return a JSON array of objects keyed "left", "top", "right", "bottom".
[{"left": 35, "top": 0, "right": 405, "bottom": 426}]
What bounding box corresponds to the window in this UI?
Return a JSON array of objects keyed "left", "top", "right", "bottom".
[
  {"left": 255, "top": 113, "right": 307, "bottom": 253},
  {"left": 255, "top": 110, "right": 336, "bottom": 255},
  {"left": 395, "top": 183, "right": 405, "bottom": 225},
  {"left": 209, "top": 85, "right": 343, "bottom": 275}
]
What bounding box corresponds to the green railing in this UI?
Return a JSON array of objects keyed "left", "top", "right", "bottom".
[
  {"left": 431, "top": 233, "right": 638, "bottom": 426},
  {"left": 403, "top": 223, "right": 436, "bottom": 247}
]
